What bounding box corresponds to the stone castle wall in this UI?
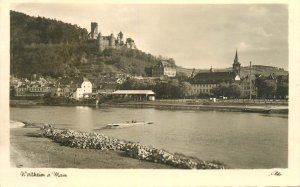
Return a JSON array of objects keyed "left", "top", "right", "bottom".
[{"left": 87, "top": 22, "right": 136, "bottom": 52}]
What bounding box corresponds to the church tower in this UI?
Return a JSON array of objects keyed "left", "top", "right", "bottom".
[{"left": 233, "top": 49, "right": 241, "bottom": 76}]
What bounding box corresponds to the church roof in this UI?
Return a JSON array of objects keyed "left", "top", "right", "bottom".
[{"left": 191, "top": 71, "right": 237, "bottom": 84}]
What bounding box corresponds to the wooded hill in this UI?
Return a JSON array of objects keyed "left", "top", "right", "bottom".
[{"left": 10, "top": 11, "right": 169, "bottom": 78}]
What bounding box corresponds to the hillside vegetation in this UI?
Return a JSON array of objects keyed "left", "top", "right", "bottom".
[{"left": 10, "top": 11, "right": 165, "bottom": 78}]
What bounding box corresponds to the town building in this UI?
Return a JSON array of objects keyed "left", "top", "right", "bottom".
[
  {"left": 190, "top": 50, "right": 255, "bottom": 97},
  {"left": 27, "top": 83, "right": 51, "bottom": 97},
  {"left": 57, "top": 76, "right": 92, "bottom": 100},
  {"left": 112, "top": 90, "right": 156, "bottom": 101},
  {"left": 13, "top": 76, "right": 52, "bottom": 97},
  {"left": 239, "top": 76, "right": 257, "bottom": 98},
  {"left": 152, "top": 60, "right": 177, "bottom": 77},
  {"left": 87, "top": 22, "right": 136, "bottom": 52},
  {"left": 15, "top": 84, "right": 29, "bottom": 96}
]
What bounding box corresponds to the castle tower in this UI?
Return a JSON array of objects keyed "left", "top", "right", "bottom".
[
  {"left": 97, "top": 32, "right": 104, "bottom": 52},
  {"left": 109, "top": 33, "right": 116, "bottom": 47},
  {"left": 117, "top": 31, "right": 124, "bottom": 45},
  {"left": 91, "top": 22, "right": 98, "bottom": 39},
  {"left": 233, "top": 49, "right": 241, "bottom": 76}
]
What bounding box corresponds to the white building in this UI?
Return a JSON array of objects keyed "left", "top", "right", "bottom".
[
  {"left": 73, "top": 77, "right": 92, "bottom": 99},
  {"left": 57, "top": 77, "right": 92, "bottom": 100},
  {"left": 152, "top": 61, "right": 176, "bottom": 77}
]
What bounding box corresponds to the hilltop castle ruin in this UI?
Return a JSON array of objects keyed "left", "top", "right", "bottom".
[{"left": 87, "top": 22, "right": 136, "bottom": 52}]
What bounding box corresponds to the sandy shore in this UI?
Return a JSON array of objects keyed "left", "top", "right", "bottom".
[{"left": 10, "top": 125, "right": 173, "bottom": 169}]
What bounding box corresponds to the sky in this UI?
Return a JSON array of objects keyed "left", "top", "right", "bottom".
[{"left": 11, "top": 3, "right": 288, "bottom": 70}]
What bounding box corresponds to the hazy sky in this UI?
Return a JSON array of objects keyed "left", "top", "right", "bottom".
[{"left": 11, "top": 4, "right": 288, "bottom": 70}]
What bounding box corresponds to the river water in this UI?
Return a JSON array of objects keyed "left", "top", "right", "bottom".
[{"left": 10, "top": 105, "right": 288, "bottom": 169}]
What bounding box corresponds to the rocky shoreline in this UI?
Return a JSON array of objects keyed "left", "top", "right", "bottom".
[{"left": 41, "top": 124, "right": 225, "bottom": 169}]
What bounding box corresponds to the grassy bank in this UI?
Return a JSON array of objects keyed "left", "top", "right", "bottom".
[{"left": 10, "top": 126, "right": 173, "bottom": 168}]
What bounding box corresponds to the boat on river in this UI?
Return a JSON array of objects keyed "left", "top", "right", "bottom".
[{"left": 105, "top": 121, "right": 154, "bottom": 128}]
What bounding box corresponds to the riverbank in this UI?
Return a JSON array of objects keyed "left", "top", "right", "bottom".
[
  {"left": 10, "top": 99, "right": 288, "bottom": 114},
  {"left": 10, "top": 124, "right": 174, "bottom": 168},
  {"left": 10, "top": 123, "right": 224, "bottom": 169},
  {"left": 40, "top": 124, "right": 224, "bottom": 169}
]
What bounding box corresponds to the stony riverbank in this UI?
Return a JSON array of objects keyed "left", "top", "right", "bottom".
[{"left": 41, "top": 124, "right": 225, "bottom": 169}]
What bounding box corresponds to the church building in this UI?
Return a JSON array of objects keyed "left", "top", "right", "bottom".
[{"left": 189, "top": 50, "right": 242, "bottom": 96}]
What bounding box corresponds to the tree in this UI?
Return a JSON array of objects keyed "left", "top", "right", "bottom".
[
  {"left": 176, "top": 72, "right": 189, "bottom": 82},
  {"left": 144, "top": 67, "right": 152, "bottom": 77},
  {"left": 276, "top": 81, "right": 288, "bottom": 99},
  {"left": 119, "top": 78, "right": 148, "bottom": 90},
  {"left": 179, "top": 81, "right": 192, "bottom": 98},
  {"left": 228, "top": 83, "right": 242, "bottom": 98},
  {"left": 211, "top": 83, "right": 229, "bottom": 97},
  {"left": 256, "top": 78, "right": 277, "bottom": 99},
  {"left": 211, "top": 82, "right": 241, "bottom": 98}
]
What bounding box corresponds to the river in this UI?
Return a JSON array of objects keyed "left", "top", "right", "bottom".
[{"left": 10, "top": 105, "right": 288, "bottom": 169}]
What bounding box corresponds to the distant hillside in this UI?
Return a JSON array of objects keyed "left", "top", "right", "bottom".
[
  {"left": 10, "top": 11, "right": 166, "bottom": 78},
  {"left": 177, "top": 65, "right": 288, "bottom": 77},
  {"left": 241, "top": 65, "right": 288, "bottom": 77},
  {"left": 10, "top": 10, "right": 88, "bottom": 45}
]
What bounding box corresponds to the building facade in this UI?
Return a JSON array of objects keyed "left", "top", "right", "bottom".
[
  {"left": 57, "top": 76, "right": 92, "bottom": 100},
  {"left": 190, "top": 50, "right": 253, "bottom": 97},
  {"left": 239, "top": 76, "right": 257, "bottom": 98},
  {"left": 152, "top": 61, "right": 177, "bottom": 77}
]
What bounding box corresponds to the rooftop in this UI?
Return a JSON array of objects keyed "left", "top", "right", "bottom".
[
  {"left": 192, "top": 71, "right": 237, "bottom": 84},
  {"left": 113, "top": 90, "right": 155, "bottom": 95}
]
